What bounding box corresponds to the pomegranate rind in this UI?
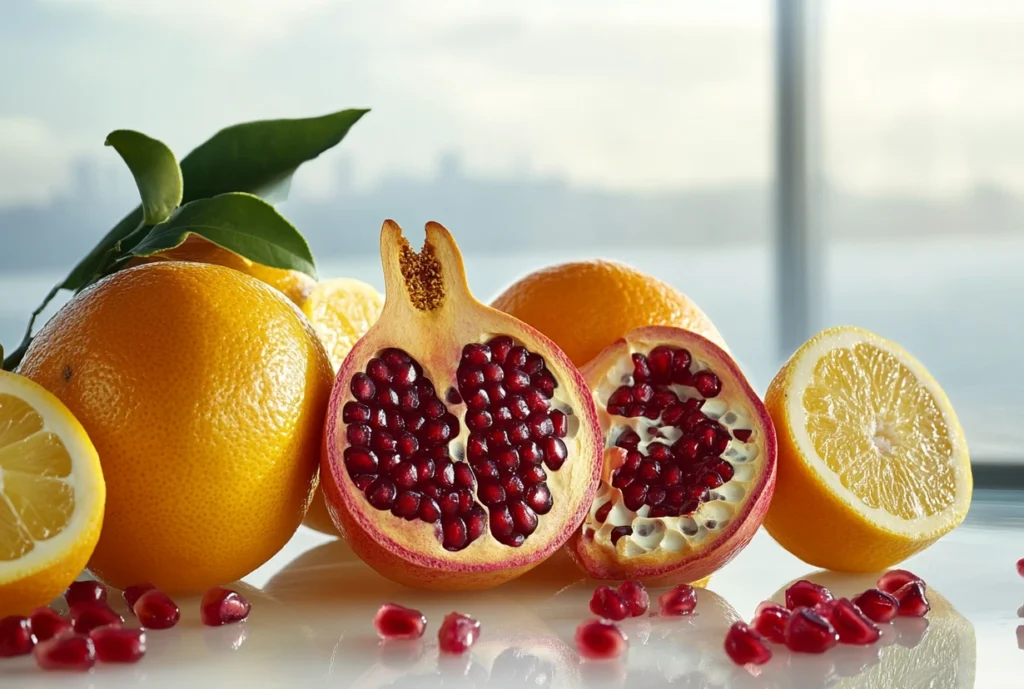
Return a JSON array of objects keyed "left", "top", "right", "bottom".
[
  {"left": 568, "top": 326, "right": 777, "bottom": 586},
  {"left": 321, "top": 221, "right": 603, "bottom": 590}
]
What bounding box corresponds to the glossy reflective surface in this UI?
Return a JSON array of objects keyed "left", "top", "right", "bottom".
[{"left": 1, "top": 489, "right": 1020, "bottom": 687}]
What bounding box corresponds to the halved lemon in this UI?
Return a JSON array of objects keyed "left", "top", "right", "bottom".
[
  {"left": 301, "top": 277, "right": 384, "bottom": 371},
  {"left": 0, "top": 370, "right": 105, "bottom": 615},
  {"left": 763, "top": 326, "right": 971, "bottom": 571}
]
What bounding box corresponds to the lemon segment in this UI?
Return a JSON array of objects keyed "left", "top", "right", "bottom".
[{"left": 302, "top": 277, "right": 385, "bottom": 371}]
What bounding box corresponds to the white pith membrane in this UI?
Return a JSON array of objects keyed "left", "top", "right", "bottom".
[{"left": 581, "top": 344, "right": 767, "bottom": 559}]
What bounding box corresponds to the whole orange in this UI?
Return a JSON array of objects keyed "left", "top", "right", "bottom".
[
  {"left": 18, "top": 262, "right": 334, "bottom": 593},
  {"left": 491, "top": 260, "right": 727, "bottom": 367}
]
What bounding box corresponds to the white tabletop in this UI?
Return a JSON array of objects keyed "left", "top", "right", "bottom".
[{"left": 2, "top": 488, "right": 1020, "bottom": 688}]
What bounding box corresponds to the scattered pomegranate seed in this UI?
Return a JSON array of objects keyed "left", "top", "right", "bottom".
[
  {"left": 658, "top": 584, "right": 697, "bottom": 616},
  {"left": 373, "top": 603, "right": 426, "bottom": 640},
  {"left": 33, "top": 633, "right": 96, "bottom": 671},
  {"left": 29, "top": 607, "right": 72, "bottom": 642},
  {"left": 437, "top": 612, "right": 480, "bottom": 654},
  {"left": 751, "top": 601, "right": 790, "bottom": 643},
  {"left": 1016, "top": 558, "right": 1024, "bottom": 577},
  {"left": 134, "top": 589, "right": 181, "bottom": 629},
  {"left": 65, "top": 580, "right": 107, "bottom": 608},
  {"left": 785, "top": 580, "right": 833, "bottom": 610},
  {"left": 616, "top": 581, "right": 650, "bottom": 617},
  {"left": 724, "top": 622, "right": 772, "bottom": 666},
  {"left": 201, "top": 587, "right": 251, "bottom": 626},
  {"left": 830, "top": 599, "right": 881, "bottom": 645},
  {"left": 876, "top": 569, "right": 923, "bottom": 595},
  {"left": 893, "top": 582, "right": 930, "bottom": 617},
  {"left": 0, "top": 615, "right": 35, "bottom": 656},
  {"left": 813, "top": 599, "right": 838, "bottom": 623},
  {"left": 852, "top": 589, "right": 899, "bottom": 623},
  {"left": 590, "top": 586, "right": 630, "bottom": 621},
  {"left": 575, "top": 619, "right": 628, "bottom": 660},
  {"left": 123, "top": 582, "right": 157, "bottom": 611},
  {"left": 70, "top": 603, "right": 123, "bottom": 635},
  {"left": 90, "top": 626, "right": 146, "bottom": 663},
  {"left": 784, "top": 608, "right": 839, "bottom": 653}
]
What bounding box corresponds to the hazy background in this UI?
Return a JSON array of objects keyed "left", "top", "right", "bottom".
[{"left": 0, "top": 0, "right": 1021, "bottom": 461}]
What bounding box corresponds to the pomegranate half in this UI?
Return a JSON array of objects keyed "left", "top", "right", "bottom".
[
  {"left": 567, "top": 326, "right": 776, "bottom": 585},
  {"left": 321, "top": 221, "right": 602, "bottom": 589}
]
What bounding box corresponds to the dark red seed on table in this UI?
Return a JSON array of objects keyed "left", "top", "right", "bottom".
[
  {"left": 438, "top": 612, "right": 480, "bottom": 654},
  {"left": 123, "top": 582, "right": 157, "bottom": 611},
  {"left": 575, "top": 619, "right": 628, "bottom": 660},
  {"left": 134, "top": 589, "right": 181, "bottom": 629},
  {"left": 65, "top": 580, "right": 107, "bottom": 608},
  {"left": 90, "top": 626, "right": 146, "bottom": 663},
  {"left": 616, "top": 581, "right": 649, "bottom": 617},
  {"left": 0, "top": 615, "right": 35, "bottom": 656},
  {"left": 1017, "top": 558, "right": 1024, "bottom": 577},
  {"left": 784, "top": 607, "right": 839, "bottom": 653},
  {"left": 373, "top": 603, "right": 426, "bottom": 640},
  {"left": 893, "top": 581, "right": 930, "bottom": 617},
  {"left": 200, "top": 587, "right": 251, "bottom": 626},
  {"left": 851, "top": 589, "right": 899, "bottom": 623},
  {"left": 659, "top": 584, "right": 697, "bottom": 616},
  {"left": 876, "top": 569, "right": 924, "bottom": 595},
  {"left": 29, "top": 607, "right": 71, "bottom": 642},
  {"left": 70, "top": 603, "right": 123, "bottom": 635},
  {"left": 590, "top": 586, "right": 630, "bottom": 621},
  {"left": 785, "top": 580, "right": 834, "bottom": 610},
  {"left": 752, "top": 601, "right": 790, "bottom": 644},
  {"left": 830, "top": 598, "right": 881, "bottom": 645},
  {"left": 724, "top": 622, "right": 772, "bottom": 666},
  {"left": 33, "top": 633, "right": 96, "bottom": 671}
]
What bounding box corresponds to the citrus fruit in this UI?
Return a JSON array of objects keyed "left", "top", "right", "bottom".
[
  {"left": 129, "top": 234, "right": 317, "bottom": 306},
  {"left": 300, "top": 278, "right": 384, "bottom": 535},
  {"left": 763, "top": 326, "right": 972, "bottom": 572},
  {"left": 0, "top": 370, "right": 105, "bottom": 616},
  {"left": 490, "top": 260, "right": 726, "bottom": 367},
  {"left": 18, "top": 262, "right": 334, "bottom": 593}
]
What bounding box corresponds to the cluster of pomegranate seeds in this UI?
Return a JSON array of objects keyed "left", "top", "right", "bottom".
[
  {"left": 575, "top": 619, "right": 628, "bottom": 660},
  {"left": 33, "top": 633, "right": 96, "bottom": 671},
  {"left": 70, "top": 602, "right": 123, "bottom": 634},
  {"left": 851, "top": 589, "right": 899, "bottom": 623},
  {"left": 200, "top": 587, "right": 251, "bottom": 627},
  {"left": 374, "top": 603, "right": 427, "bottom": 640},
  {"left": 785, "top": 579, "right": 833, "bottom": 610},
  {"left": 0, "top": 615, "right": 35, "bottom": 657},
  {"left": 123, "top": 582, "right": 157, "bottom": 610},
  {"left": 658, "top": 584, "right": 697, "bottom": 616},
  {"left": 90, "top": 626, "right": 146, "bottom": 663},
  {"left": 29, "top": 607, "right": 72, "bottom": 642},
  {"left": 437, "top": 612, "right": 481, "bottom": 654},
  {"left": 134, "top": 589, "right": 181, "bottom": 629},
  {"left": 751, "top": 601, "right": 789, "bottom": 643},
  {"left": 616, "top": 581, "right": 650, "bottom": 617},
  {"left": 64, "top": 580, "right": 107, "bottom": 608},
  {"left": 604, "top": 347, "right": 746, "bottom": 517},
  {"left": 724, "top": 622, "right": 772, "bottom": 666}
]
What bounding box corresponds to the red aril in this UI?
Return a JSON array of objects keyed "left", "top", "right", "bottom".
[
  {"left": 321, "top": 222, "right": 602, "bottom": 589},
  {"left": 0, "top": 615, "right": 35, "bottom": 656},
  {"left": 616, "top": 581, "right": 649, "bottom": 617},
  {"left": 134, "top": 589, "right": 181, "bottom": 629},
  {"left": 123, "top": 582, "right": 157, "bottom": 611},
  {"left": 575, "top": 619, "right": 628, "bottom": 660},
  {"left": 589, "top": 586, "right": 629, "bottom": 621},
  {"left": 785, "top": 580, "right": 833, "bottom": 610},
  {"left": 70, "top": 603, "right": 123, "bottom": 634},
  {"left": 752, "top": 601, "right": 790, "bottom": 643},
  {"left": 851, "top": 589, "right": 898, "bottom": 623},
  {"left": 29, "top": 607, "right": 71, "bottom": 642},
  {"left": 784, "top": 608, "right": 839, "bottom": 653},
  {"left": 200, "top": 587, "right": 250, "bottom": 626},
  {"left": 830, "top": 599, "right": 881, "bottom": 645},
  {"left": 567, "top": 327, "right": 776, "bottom": 586},
  {"left": 1017, "top": 558, "right": 1024, "bottom": 577},
  {"left": 90, "top": 626, "right": 146, "bottom": 663},
  {"left": 892, "top": 582, "right": 930, "bottom": 617},
  {"left": 724, "top": 622, "right": 772, "bottom": 666},
  {"left": 33, "top": 633, "right": 95, "bottom": 671},
  {"left": 374, "top": 603, "right": 427, "bottom": 640},
  {"left": 658, "top": 584, "right": 697, "bottom": 616},
  {"left": 65, "top": 580, "right": 107, "bottom": 608},
  {"left": 876, "top": 569, "right": 923, "bottom": 594},
  {"left": 438, "top": 612, "right": 480, "bottom": 653}
]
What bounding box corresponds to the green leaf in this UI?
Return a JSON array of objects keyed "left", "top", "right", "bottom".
[
  {"left": 104, "top": 130, "right": 183, "bottom": 225},
  {"left": 129, "top": 193, "right": 317, "bottom": 279}
]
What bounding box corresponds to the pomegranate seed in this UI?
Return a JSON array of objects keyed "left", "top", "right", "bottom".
[
  {"left": 852, "top": 589, "right": 899, "bottom": 623},
  {"left": 732, "top": 428, "right": 753, "bottom": 442},
  {"left": 90, "top": 626, "right": 146, "bottom": 663},
  {"left": 33, "top": 633, "right": 95, "bottom": 671},
  {"left": 784, "top": 608, "right": 839, "bottom": 653},
  {"left": 647, "top": 346, "right": 674, "bottom": 381},
  {"left": 590, "top": 586, "right": 630, "bottom": 621},
  {"left": 70, "top": 603, "right": 123, "bottom": 634},
  {"left": 610, "top": 525, "right": 632, "bottom": 545},
  {"left": 65, "top": 580, "right": 107, "bottom": 608},
  {"left": 462, "top": 343, "right": 491, "bottom": 366},
  {"left": 659, "top": 584, "right": 697, "bottom": 616},
  {"left": 830, "top": 598, "right": 881, "bottom": 645},
  {"left": 134, "top": 589, "right": 181, "bottom": 629},
  {"left": 631, "top": 353, "right": 651, "bottom": 382},
  {"left": 724, "top": 622, "right": 772, "bottom": 666},
  {"left": 785, "top": 580, "right": 834, "bottom": 610},
  {"left": 437, "top": 612, "right": 480, "bottom": 654},
  {"left": 692, "top": 370, "right": 721, "bottom": 398},
  {"left": 200, "top": 587, "right": 251, "bottom": 626},
  {"left": 876, "top": 569, "right": 923, "bottom": 595},
  {"left": 374, "top": 603, "right": 426, "bottom": 640},
  {"left": 752, "top": 601, "right": 790, "bottom": 643},
  {"left": 29, "top": 608, "right": 71, "bottom": 642},
  {"left": 1017, "top": 558, "right": 1024, "bottom": 577},
  {"left": 594, "top": 502, "right": 613, "bottom": 523},
  {"left": 550, "top": 410, "right": 567, "bottom": 437},
  {"left": 616, "top": 581, "right": 649, "bottom": 617},
  {"left": 892, "top": 582, "right": 930, "bottom": 617},
  {"left": 575, "top": 619, "right": 628, "bottom": 660},
  {"left": 351, "top": 372, "right": 376, "bottom": 401},
  {"left": 0, "top": 615, "right": 35, "bottom": 656}
]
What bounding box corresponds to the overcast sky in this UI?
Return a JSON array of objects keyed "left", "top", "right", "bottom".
[{"left": 0, "top": 0, "right": 1022, "bottom": 208}]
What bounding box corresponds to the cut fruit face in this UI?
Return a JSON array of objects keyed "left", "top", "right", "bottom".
[
  {"left": 568, "top": 326, "right": 776, "bottom": 586},
  {"left": 301, "top": 278, "right": 385, "bottom": 372}
]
